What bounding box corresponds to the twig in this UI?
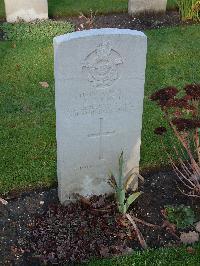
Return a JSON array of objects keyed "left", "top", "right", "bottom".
[
  {"left": 90, "top": 203, "right": 116, "bottom": 212},
  {"left": 177, "top": 186, "right": 200, "bottom": 198},
  {"left": 130, "top": 213, "right": 161, "bottom": 229},
  {"left": 126, "top": 213, "right": 148, "bottom": 249},
  {"left": 171, "top": 160, "right": 195, "bottom": 190}
]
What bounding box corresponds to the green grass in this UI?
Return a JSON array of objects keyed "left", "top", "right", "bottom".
[
  {"left": 0, "top": 0, "right": 178, "bottom": 19},
  {"left": 0, "top": 23, "right": 200, "bottom": 195},
  {"left": 167, "top": 0, "right": 178, "bottom": 10},
  {"left": 0, "top": 0, "right": 5, "bottom": 19},
  {"left": 0, "top": 21, "right": 74, "bottom": 194},
  {"left": 85, "top": 244, "right": 200, "bottom": 266},
  {"left": 48, "top": 0, "right": 128, "bottom": 17}
]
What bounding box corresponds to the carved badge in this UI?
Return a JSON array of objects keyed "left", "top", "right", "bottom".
[{"left": 83, "top": 42, "right": 123, "bottom": 88}]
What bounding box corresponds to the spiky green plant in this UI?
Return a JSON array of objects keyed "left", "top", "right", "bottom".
[
  {"left": 108, "top": 152, "right": 143, "bottom": 214},
  {"left": 176, "top": 0, "right": 200, "bottom": 21}
]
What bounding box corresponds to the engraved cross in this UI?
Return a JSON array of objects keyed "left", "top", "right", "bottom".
[{"left": 88, "top": 118, "right": 115, "bottom": 160}]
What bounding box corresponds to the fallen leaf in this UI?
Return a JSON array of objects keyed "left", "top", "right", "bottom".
[
  {"left": 162, "top": 220, "right": 180, "bottom": 240},
  {"left": 39, "top": 82, "right": 49, "bottom": 88},
  {"left": 0, "top": 197, "right": 8, "bottom": 205},
  {"left": 99, "top": 245, "right": 110, "bottom": 258},
  {"left": 75, "top": 194, "right": 91, "bottom": 207},
  {"left": 186, "top": 246, "right": 196, "bottom": 254},
  {"left": 180, "top": 231, "right": 199, "bottom": 244},
  {"left": 116, "top": 232, "right": 127, "bottom": 240},
  {"left": 161, "top": 209, "right": 168, "bottom": 218},
  {"left": 11, "top": 245, "right": 18, "bottom": 254},
  {"left": 195, "top": 221, "right": 200, "bottom": 233},
  {"left": 91, "top": 196, "right": 105, "bottom": 208},
  {"left": 116, "top": 216, "right": 129, "bottom": 227},
  {"left": 16, "top": 64, "right": 21, "bottom": 70},
  {"left": 162, "top": 220, "right": 176, "bottom": 232}
]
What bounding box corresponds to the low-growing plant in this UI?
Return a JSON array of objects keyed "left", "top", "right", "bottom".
[
  {"left": 165, "top": 205, "right": 196, "bottom": 229},
  {"left": 176, "top": 0, "right": 200, "bottom": 21},
  {"left": 0, "top": 20, "right": 74, "bottom": 41},
  {"left": 151, "top": 83, "right": 200, "bottom": 198},
  {"left": 108, "top": 152, "right": 143, "bottom": 214}
]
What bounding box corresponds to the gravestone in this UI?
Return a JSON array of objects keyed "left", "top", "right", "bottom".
[
  {"left": 128, "top": 0, "right": 167, "bottom": 15},
  {"left": 4, "top": 0, "right": 48, "bottom": 22},
  {"left": 54, "top": 28, "right": 147, "bottom": 204}
]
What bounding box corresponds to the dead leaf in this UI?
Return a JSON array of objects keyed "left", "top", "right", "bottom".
[
  {"left": 116, "top": 215, "right": 129, "bottom": 227},
  {"left": 76, "top": 194, "right": 91, "bottom": 207},
  {"left": 39, "top": 82, "right": 49, "bottom": 88},
  {"left": 0, "top": 197, "right": 8, "bottom": 205},
  {"left": 162, "top": 220, "right": 179, "bottom": 240},
  {"left": 180, "top": 231, "right": 199, "bottom": 244},
  {"left": 91, "top": 196, "right": 105, "bottom": 208},
  {"left": 99, "top": 245, "right": 110, "bottom": 257},
  {"left": 186, "top": 246, "right": 196, "bottom": 254},
  {"left": 16, "top": 64, "right": 21, "bottom": 70},
  {"left": 116, "top": 232, "right": 127, "bottom": 240},
  {"left": 195, "top": 221, "right": 200, "bottom": 233},
  {"left": 161, "top": 208, "right": 168, "bottom": 218},
  {"left": 11, "top": 245, "right": 18, "bottom": 254},
  {"left": 162, "top": 220, "right": 176, "bottom": 232}
]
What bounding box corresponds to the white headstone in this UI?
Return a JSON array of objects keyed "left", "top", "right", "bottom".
[
  {"left": 128, "top": 0, "right": 167, "bottom": 15},
  {"left": 54, "top": 29, "right": 147, "bottom": 204},
  {"left": 4, "top": 0, "right": 48, "bottom": 22}
]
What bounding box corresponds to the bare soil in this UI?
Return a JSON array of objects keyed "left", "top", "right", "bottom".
[
  {"left": 1, "top": 171, "right": 199, "bottom": 265},
  {"left": 66, "top": 11, "right": 198, "bottom": 31}
]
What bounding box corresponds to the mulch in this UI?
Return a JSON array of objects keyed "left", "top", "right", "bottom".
[
  {"left": 0, "top": 171, "right": 199, "bottom": 265},
  {"left": 66, "top": 11, "right": 198, "bottom": 32}
]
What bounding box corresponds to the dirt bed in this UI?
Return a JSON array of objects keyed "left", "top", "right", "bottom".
[
  {"left": 65, "top": 11, "right": 197, "bottom": 31},
  {"left": 1, "top": 171, "right": 199, "bottom": 265}
]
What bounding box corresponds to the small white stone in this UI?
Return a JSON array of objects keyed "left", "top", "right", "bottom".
[{"left": 40, "top": 201, "right": 45, "bottom": 205}]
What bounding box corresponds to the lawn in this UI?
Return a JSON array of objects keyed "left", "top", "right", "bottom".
[
  {"left": 167, "top": 0, "right": 178, "bottom": 10},
  {"left": 0, "top": 0, "right": 178, "bottom": 19},
  {"left": 48, "top": 0, "right": 177, "bottom": 17},
  {"left": 48, "top": 0, "right": 128, "bottom": 17},
  {"left": 0, "top": 22, "right": 200, "bottom": 195},
  {"left": 86, "top": 244, "right": 200, "bottom": 266},
  {"left": 0, "top": 0, "right": 5, "bottom": 19}
]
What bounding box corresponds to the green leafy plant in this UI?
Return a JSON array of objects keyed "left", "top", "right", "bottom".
[
  {"left": 176, "top": 0, "right": 200, "bottom": 21},
  {"left": 165, "top": 205, "right": 196, "bottom": 229},
  {"left": 108, "top": 152, "right": 143, "bottom": 214},
  {"left": 0, "top": 20, "right": 74, "bottom": 41}
]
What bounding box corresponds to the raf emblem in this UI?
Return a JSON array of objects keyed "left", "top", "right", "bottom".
[{"left": 82, "top": 41, "right": 123, "bottom": 88}]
